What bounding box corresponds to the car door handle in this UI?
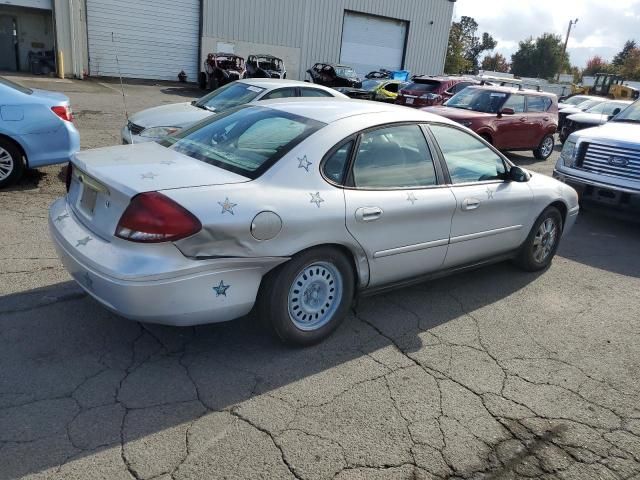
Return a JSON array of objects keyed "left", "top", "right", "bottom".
[
  {"left": 461, "top": 198, "right": 481, "bottom": 211},
  {"left": 543, "top": 116, "right": 550, "bottom": 121},
  {"left": 519, "top": 117, "right": 527, "bottom": 122},
  {"left": 355, "top": 207, "right": 383, "bottom": 222}
]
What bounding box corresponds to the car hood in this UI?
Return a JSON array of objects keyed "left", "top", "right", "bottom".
[
  {"left": 129, "top": 102, "right": 212, "bottom": 129},
  {"left": 30, "top": 88, "right": 70, "bottom": 105},
  {"left": 559, "top": 106, "right": 584, "bottom": 115},
  {"left": 422, "top": 106, "right": 493, "bottom": 121},
  {"left": 570, "top": 121, "right": 640, "bottom": 144},
  {"left": 72, "top": 142, "right": 249, "bottom": 197},
  {"left": 566, "top": 112, "right": 608, "bottom": 125}
]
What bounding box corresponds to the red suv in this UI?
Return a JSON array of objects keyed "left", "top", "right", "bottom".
[
  {"left": 423, "top": 86, "right": 559, "bottom": 160},
  {"left": 395, "top": 76, "right": 479, "bottom": 108}
]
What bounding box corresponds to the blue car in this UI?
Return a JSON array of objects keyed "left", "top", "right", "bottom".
[{"left": 0, "top": 77, "right": 80, "bottom": 188}]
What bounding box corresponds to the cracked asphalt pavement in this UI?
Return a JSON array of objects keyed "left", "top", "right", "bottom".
[{"left": 1, "top": 76, "right": 639, "bottom": 480}]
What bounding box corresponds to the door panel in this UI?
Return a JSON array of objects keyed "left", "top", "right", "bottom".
[
  {"left": 428, "top": 123, "right": 534, "bottom": 267},
  {"left": 342, "top": 124, "right": 457, "bottom": 286},
  {"left": 495, "top": 94, "right": 528, "bottom": 149}
]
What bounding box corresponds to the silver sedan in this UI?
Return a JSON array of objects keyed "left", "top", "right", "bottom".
[{"left": 50, "top": 99, "right": 579, "bottom": 345}]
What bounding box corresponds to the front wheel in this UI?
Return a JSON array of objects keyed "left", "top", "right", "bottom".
[
  {"left": 514, "top": 206, "right": 563, "bottom": 272},
  {"left": 533, "top": 134, "right": 555, "bottom": 160},
  {"left": 259, "top": 247, "right": 355, "bottom": 346},
  {"left": 0, "top": 138, "right": 24, "bottom": 189}
]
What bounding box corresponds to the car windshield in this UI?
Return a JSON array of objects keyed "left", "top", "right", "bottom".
[
  {"left": 361, "top": 79, "right": 383, "bottom": 91},
  {"left": 446, "top": 89, "right": 508, "bottom": 113},
  {"left": 195, "top": 82, "right": 266, "bottom": 112},
  {"left": 562, "top": 96, "right": 588, "bottom": 106},
  {"left": 403, "top": 80, "right": 440, "bottom": 92},
  {"left": 574, "top": 99, "right": 602, "bottom": 110},
  {"left": 158, "top": 106, "right": 325, "bottom": 177},
  {"left": 335, "top": 67, "right": 357, "bottom": 78},
  {"left": 611, "top": 100, "right": 640, "bottom": 123},
  {"left": 0, "top": 77, "right": 33, "bottom": 94}
]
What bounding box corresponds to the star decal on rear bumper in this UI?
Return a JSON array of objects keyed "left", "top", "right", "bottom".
[{"left": 76, "top": 236, "right": 92, "bottom": 247}]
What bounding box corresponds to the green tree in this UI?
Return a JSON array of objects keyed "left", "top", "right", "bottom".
[
  {"left": 620, "top": 48, "right": 640, "bottom": 80},
  {"left": 612, "top": 40, "right": 637, "bottom": 67},
  {"left": 481, "top": 52, "right": 510, "bottom": 73},
  {"left": 510, "top": 33, "right": 569, "bottom": 79},
  {"left": 445, "top": 16, "right": 496, "bottom": 74}
]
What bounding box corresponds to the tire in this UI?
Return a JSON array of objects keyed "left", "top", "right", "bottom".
[
  {"left": 533, "top": 134, "right": 555, "bottom": 160},
  {"left": 514, "top": 206, "right": 563, "bottom": 272},
  {"left": 0, "top": 138, "right": 25, "bottom": 189},
  {"left": 258, "top": 247, "right": 355, "bottom": 346}
]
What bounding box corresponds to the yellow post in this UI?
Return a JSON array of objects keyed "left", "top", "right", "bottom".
[{"left": 57, "top": 50, "right": 65, "bottom": 79}]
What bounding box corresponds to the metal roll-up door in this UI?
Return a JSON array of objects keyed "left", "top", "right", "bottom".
[
  {"left": 86, "top": 0, "right": 199, "bottom": 81},
  {"left": 340, "top": 11, "right": 408, "bottom": 77}
]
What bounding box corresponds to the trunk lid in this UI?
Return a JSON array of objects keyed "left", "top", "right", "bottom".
[
  {"left": 30, "top": 88, "right": 70, "bottom": 106},
  {"left": 67, "top": 142, "right": 249, "bottom": 240},
  {"left": 128, "top": 102, "right": 212, "bottom": 129}
]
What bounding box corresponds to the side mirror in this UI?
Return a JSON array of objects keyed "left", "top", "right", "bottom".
[
  {"left": 500, "top": 107, "right": 515, "bottom": 116},
  {"left": 509, "top": 166, "right": 530, "bottom": 182}
]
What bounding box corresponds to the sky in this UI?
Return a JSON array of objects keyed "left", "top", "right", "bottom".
[{"left": 453, "top": 0, "right": 640, "bottom": 68}]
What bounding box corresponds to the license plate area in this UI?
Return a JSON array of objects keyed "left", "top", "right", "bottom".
[
  {"left": 406, "top": 97, "right": 414, "bottom": 105},
  {"left": 79, "top": 184, "right": 98, "bottom": 215}
]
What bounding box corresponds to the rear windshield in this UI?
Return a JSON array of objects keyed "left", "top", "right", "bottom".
[
  {"left": 195, "top": 82, "right": 265, "bottom": 112},
  {"left": 0, "top": 77, "right": 33, "bottom": 95},
  {"left": 403, "top": 81, "right": 440, "bottom": 92},
  {"left": 575, "top": 99, "right": 603, "bottom": 110},
  {"left": 361, "top": 79, "right": 383, "bottom": 91},
  {"left": 563, "top": 96, "right": 590, "bottom": 106},
  {"left": 159, "top": 106, "right": 325, "bottom": 178}
]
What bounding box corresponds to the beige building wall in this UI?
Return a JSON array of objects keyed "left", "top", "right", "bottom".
[{"left": 52, "top": 0, "right": 87, "bottom": 77}]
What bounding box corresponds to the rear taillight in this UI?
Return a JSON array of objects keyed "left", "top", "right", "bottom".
[
  {"left": 51, "top": 105, "right": 73, "bottom": 122},
  {"left": 65, "top": 163, "right": 73, "bottom": 192},
  {"left": 115, "top": 192, "right": 201, "bottom": 243}
]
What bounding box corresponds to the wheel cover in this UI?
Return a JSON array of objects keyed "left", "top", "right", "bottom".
[
  {"left": 532, "top": 217, "right": 558, "bottom": 263},
  {"left": 541, "top": 137, "right": 553, "bottom": 157},
  {"left": 287, "top": 261, "right": 343, "bottom": 331},
  {"left": 0, "top": 147, "right": 14, "bottom": 182}
]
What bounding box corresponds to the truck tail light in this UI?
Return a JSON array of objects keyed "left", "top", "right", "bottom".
[
  {"left": 51, "top": 105, "right": 74, "bottom": 122},
  {"left": 115, "top": 192, "right": 202, "bottom": 243}
]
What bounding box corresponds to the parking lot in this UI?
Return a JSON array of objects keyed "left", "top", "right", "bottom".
[{"left": 1, "top": 76, "right": 639, "bottom": 480}]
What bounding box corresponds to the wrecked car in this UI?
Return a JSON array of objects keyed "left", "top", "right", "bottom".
[
  {"left": 199, "top": 53, "right": 245, "bottom": 90},
  {"left": 306, "top": 63, "right": 361, "bottom": 88},
  {"left": 244, "top": 54, "right": 286, "bottom": 79}
]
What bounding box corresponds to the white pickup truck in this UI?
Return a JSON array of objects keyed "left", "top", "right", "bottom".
[{"left": 554, "top": 99, "right": 640, "bottom": 212}]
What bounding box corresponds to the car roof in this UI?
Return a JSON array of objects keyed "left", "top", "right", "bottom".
[
  {"left": 411, "top": 75, "right": 472, "bottom": 82},
  {"left": 466, "top": 85, "right": 556, "bottom": 97},
  {"left": 254, "top": 98, "right": 460, "bottom": 125},
  {"left": 238, "top": 78, "right": 341, "bottom": 91}
]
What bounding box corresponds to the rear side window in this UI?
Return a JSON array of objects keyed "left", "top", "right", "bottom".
[
  {"left": 527, "top": 96, "right": 552, "bottom": 112},
  {"left": 261, "top": 87, "right": 298, "bottom": 100},
  {"left": 352, "top": 125, "right": 437, "bottom": 189},
  {"left": 300, "top": 87, "right": 334, "bottom": 97},
  {"left": 323, "top": 141, "right": 353, "bottom": 184},
  {"left": 451, "top": 82, "right": 472, "bottom": 94}
]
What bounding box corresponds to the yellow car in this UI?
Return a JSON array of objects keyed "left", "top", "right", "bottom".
[{"left": 335, "top": 79, "right": 408, "bottom": 102}]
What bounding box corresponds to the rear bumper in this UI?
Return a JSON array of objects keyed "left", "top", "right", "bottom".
[
  {"left": 22, "top": 121, "right": 80, "bottom": 168},
  {"left": 48, "top": 197, "right": 286, "bottom": 326}
]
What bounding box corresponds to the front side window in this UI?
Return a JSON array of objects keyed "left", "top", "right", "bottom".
[
  {"left": 351, "top": 125, "right": 437, "bottom": 189},
  {"left": 261, "top": 87, "right": 298, "bottom": 100},
  {"left": 160, "top": 106, "right": 324, "bottom": 177},
  {"left": 196, "top": 82, "right": 265, "bottom": 112},
  {"left": 502, "top": 94, "right": 526, "bottom": 113},
  {"left": 430, "top": 124, "right": 506, "bottom": 184}
]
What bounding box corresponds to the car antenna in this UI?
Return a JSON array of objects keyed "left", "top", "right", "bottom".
[{"left": 111, "top": 32, "right": 133, "bottom": 145}]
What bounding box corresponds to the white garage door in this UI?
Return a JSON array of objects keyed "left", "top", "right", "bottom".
[
  {"left": 86, "top": 0, "right": 199, "bottom": 81},
  {"left": 340, "top": 11, "right": 407, "bottom": 77}
]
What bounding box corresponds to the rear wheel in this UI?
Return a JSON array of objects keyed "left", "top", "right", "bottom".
[
  {"left": 514, "top": 206, "right": 562, "bottom": 271},
  {"left": 0, "top": 138, "right": 24, "bottom": 189},
  {"left": 533, "top": 134, "right": 555, "bottom": 160},
  {"left": 259, "top": 247, "right": 355, "bottom": 346}
]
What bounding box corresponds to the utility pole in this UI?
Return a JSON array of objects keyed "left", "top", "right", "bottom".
[{"left": 557, "top": 18, "right": 578, "bottom": 81}]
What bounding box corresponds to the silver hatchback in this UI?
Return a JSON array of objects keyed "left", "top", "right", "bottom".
[{"left": 51, "top": 100, "right": 579, "bottom": 345}]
